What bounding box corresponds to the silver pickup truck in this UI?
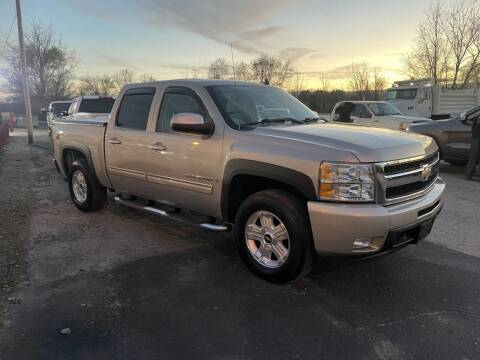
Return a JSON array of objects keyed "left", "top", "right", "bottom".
[{"left": 52, "top": 80, "right": 445, "bottom": 283}]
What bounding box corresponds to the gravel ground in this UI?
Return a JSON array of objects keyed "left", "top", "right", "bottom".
[{"left": 0, "top": 129, "right": 479, "bottom": 360}]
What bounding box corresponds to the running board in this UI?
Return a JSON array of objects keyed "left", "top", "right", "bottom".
[{"left": 113, "top": 196, "right": 231, "bottom": 232}]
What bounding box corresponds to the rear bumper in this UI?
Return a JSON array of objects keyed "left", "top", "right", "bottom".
[{"left": 308, "top": 178, "right": 445, "bottom": 255}]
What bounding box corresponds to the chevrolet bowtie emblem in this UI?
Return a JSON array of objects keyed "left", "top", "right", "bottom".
[{"left": 421, "top": 164, "right": 433, "bottom": 181}]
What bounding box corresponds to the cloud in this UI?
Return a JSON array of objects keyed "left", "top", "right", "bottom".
[
  {"left": 136, "top": 0, "right": 298, "bottom": 54},
  {"left": 278, "top": 47, "right": 317, "bottom": 60},
  {"left": 91, "top": 52, "right": 141, "bottom": 71}
]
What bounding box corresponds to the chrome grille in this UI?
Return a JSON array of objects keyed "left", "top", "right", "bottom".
[{"left": 376, "top": 151, "right": 440, "bottom": 205}]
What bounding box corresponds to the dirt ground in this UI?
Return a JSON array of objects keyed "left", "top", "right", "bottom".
[{"left": 0, "top": 129, "right": 479, "bottom": 360}]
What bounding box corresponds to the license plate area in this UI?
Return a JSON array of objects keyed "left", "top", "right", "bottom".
[{"left": 384, "top": 217, "right": 436, "bottom": 250}]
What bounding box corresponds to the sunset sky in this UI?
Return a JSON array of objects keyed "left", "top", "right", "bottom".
[{"left": 0, "top": 0, "right": 434, "bottom": 90}]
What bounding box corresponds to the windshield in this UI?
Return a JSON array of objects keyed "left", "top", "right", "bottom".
[
  {"left": 384, "top": 89, "right": 418, "bottom": 100},
  {"left": 51, "top": 102, "right": 71, "bottom": 116},
  {"left": 367, "top": 102, "right": 403, "bottom": 116},
  {"left": 78, "top": 98, "right": 115, "bottom": 113},
  {"left": 206, "top": 85, "right": 317, "bottom": 129}
]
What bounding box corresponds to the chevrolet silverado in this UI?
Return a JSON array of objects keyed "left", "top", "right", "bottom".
[{"left": 52, "top": 80, "right": 445, "bottom": 283}]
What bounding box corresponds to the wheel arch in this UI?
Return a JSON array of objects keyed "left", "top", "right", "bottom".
[
  {"left": 61, "top": 144, "right": 95, "bottom": 177},
  {"left": 221, "top": 159, "right": 317, "bottom": 222}
]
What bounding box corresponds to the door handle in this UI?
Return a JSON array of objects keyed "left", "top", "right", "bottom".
[
  {"left": 149, "top": 142, "right": 167, "bottom": 151},
  {"left": 107, "top": 138, "right": 122, "bottom": 144}
]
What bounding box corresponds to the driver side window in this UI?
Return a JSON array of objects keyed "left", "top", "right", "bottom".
[
  {"left": 351, "top": 104, "right": 372, "bottom": 119},
  {"left": 156, "top": 88, "right": 207, "bottom": 132}
]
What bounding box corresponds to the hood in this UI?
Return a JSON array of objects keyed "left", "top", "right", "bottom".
[
  {"left": 252, "top": 123, "right": 437, "bottom": 163},
  {"left": 388, "top": 115, "right": 432, "bottom": 123},
  {"left": 408, "top": 117, "right": 453, "bottom": 131}
]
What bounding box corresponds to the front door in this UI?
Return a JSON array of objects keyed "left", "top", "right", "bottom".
[
  {"left": 351, "top": 104, "right": 374, "bottom": 126},
  {"left": 105, "top": 87, "right": 156, "bottom": 198},
  {"left": 444, "top": 119, "right": 473, "bottom": 160},
  {"left": 143, "top": 86, "right": 224, "bottom": 217},
  {"left": 415, "top": 88, "right": 432, "bottom": 118}
]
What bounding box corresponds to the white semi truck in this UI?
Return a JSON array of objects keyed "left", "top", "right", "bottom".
[{"left": 384, "top": 78, "right": 480, "bottom": 120}]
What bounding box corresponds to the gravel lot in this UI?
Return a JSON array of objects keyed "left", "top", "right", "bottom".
[{"left": 0, "top": 129, "right": 479, "bottom": 360}]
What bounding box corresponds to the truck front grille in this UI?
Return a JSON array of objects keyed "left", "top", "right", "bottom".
[
  {"left": 376, "top": 151, "right": 440, "bottom": 205},
  {"left": 383, "top": 152, "right": 439, "bottom": 176}
]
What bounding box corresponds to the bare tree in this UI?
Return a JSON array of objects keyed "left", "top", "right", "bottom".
[
  {"left": 404, "top": 0, "right": 480, "bottom": 89},
  {"left": 404, "top": 1, "right": 448, "bottom": 85},
  {"left": 138, "top": 73, "right": 156, "bottom": 82},
  {"left": 347, "top": 63, "right": 387, "bottom": 100},
  {"left": 113, "top": 68, "right": 136, "bottom": 90},
  {"left": 208, "top": 57, "right": 229, "bottom": 79},
  {"left": 318, "top": 73, "right": 331, "bottom": 92},
  {"left": 373, "top": 66, "right": 387, "bottom": 100},
  {"left": 250, "top": 54, "right": 295, "bottom": 86},
  {"left": 2, "top": 22, "right": 76, "bottom": 110},
  {"left": 348, "top": 62, "right": 370, "bottom": 99},
  {"left": 206, "top": 54, "right": 295, "bottom": 86},
  {"left": 235, "top": 61, "right": 252, "bottom": 81},
  {"left": 290, "top": 72, "right": 305, "bottom": 98},
  {"left": 79, "top": 74, "right": 116, "bottom": 96},
  {"left": 443, "top": 0, "right": 480, "bottom": 88}
]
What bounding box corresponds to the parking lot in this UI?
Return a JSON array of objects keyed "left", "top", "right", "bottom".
[{"left": 0, "top": 129, "right": 479, "bottom": 360}]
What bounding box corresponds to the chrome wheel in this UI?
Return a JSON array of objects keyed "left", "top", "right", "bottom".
[
  {"left": 72, "top": 170, "right": 88, "bottom": 203},
  {"left": 245, "top": 210, "right": 290, "bottom": 269}
]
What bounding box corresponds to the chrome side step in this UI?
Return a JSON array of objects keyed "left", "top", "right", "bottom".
[{"left": 113, "top": 196, "right": 231, "bottom": 232}]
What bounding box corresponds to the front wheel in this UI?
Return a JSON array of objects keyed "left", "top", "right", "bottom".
[
  {"left": 68, "top": 159, "right": 106, "bottom": 212},
  {"left": 233, "top": 190, "right": 313, "bottom": 283}
]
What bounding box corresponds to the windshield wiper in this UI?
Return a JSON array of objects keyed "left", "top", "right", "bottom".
[{"left": 239, "top": 117, "right": 304, "bottom": 129}]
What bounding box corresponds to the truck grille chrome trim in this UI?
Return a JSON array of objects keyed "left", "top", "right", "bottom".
[{"left": 375, "top": 151, "right": 440, "bottom": 205}]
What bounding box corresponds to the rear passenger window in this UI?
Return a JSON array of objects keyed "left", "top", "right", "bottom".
[
  {"left": 116, "top": 88, "right": 156, "bottom": 130},
  {"left": 157, "top": 88, "right": 207, "bottom": 132}
]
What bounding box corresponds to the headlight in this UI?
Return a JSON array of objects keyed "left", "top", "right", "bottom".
[
  {"left": 319, "top": 162, "right": 375, "bottom": 202},
  {"left": 399, "top": 122, "right": 409, "bottom": 130}
]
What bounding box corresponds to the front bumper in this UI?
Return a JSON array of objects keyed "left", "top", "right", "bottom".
[{"left": 308, "top": 178, "right": 445, "bottom": 255}]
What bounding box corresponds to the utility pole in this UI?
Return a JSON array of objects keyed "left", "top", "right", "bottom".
[{"left": 15, "top": 0, "right": 33, "bottom": 144}]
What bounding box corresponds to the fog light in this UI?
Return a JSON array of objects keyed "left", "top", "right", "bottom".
[{"left": 353, "top": 238, "right": 373, "bottom": 250}]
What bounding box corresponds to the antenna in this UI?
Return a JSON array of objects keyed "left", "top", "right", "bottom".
[{"left": 231, "top": 43, "right": 236, "bottom": 81}]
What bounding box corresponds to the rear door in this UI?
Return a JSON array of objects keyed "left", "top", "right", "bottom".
[
  {"left": 142, "top": 86, "right": 224, "bottom": 216},
  {"left": 105, "top": 87, "right": 156, "bottom": 197}
]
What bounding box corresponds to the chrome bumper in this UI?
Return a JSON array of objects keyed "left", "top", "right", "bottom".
[{"left": 308, "top": 178, "right": 445, "bottom": 255}]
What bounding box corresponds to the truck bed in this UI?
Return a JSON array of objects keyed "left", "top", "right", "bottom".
[{"left": 52, "top": 117, "right": 110, "bottom": 188}]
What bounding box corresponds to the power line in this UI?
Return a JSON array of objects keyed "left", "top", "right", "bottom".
[{"left": 2, "top": 13, "right": 17, "bottom": 50}]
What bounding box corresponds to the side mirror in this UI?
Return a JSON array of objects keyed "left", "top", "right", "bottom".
[
  {"left": 460, "top": 112, "right": 467, "bottom": 123},
  {"left": 171, "top": 113, "right": 214, "bottom": 135},
  {"left": 59, "top": 111, "right": 68, "bottom": 117}
]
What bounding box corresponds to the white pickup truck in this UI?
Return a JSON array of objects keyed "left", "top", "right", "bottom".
[
  {"left": 61, "top": 95, "right": 116, "bottom": 123},
  {"left": 331, "top": 101, "right": 432, "bottom": 130}
]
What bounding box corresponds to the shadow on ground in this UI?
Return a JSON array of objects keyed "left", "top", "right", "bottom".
[{"left": 2, "top": 240, "right": 479, "bottom": 360}]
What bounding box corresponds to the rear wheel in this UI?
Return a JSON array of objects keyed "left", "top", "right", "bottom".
[
  {"left": 68, "top": 159, "right": 106, "bottom": 212},
  {"left": 233, "top": 190, "right": 313, "bottom": 283}
]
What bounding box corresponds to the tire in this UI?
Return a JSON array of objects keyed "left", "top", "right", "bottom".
[
  {"left": 233, "top": 190, "right": 313, "bottom": 284},
  {"left": 68, "top": 159, "right": 106, "bottom": 212}
]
